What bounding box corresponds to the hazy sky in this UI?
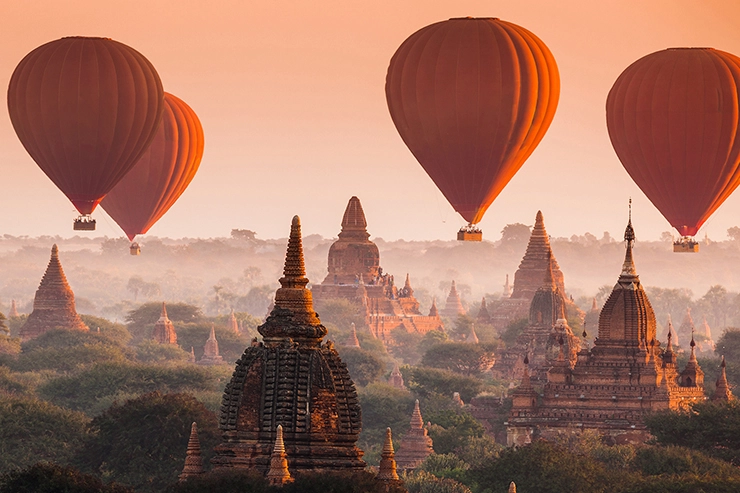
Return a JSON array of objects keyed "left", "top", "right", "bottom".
[{"left": 2, "top": 1, "right": 740, "bottom": 242}]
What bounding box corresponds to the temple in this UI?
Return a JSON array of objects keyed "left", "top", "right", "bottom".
[
  {"left": 198, "top": 324, "right": 224, "bottom": 365},
  {"left": 152, "top": 302, "right": 178, "bottom": 345},
  {"left": 491, "top": 211, "right": 571, "bottom": 328},
  {"left": 507, "top": 213, "right": 707, "bottom": 446},
  {"left": 441, "top": 281, "right": 466, "bottom": 319},
  {"left": 493, "top": 253, "right": 580, "bottom": 381},
  {"left": 229, "top": 309, "right": 239, "bottom": 333},
  {"left": 9, "top": 300, "right": 19, "bottom": 318},
  {"left": 388, "top": 362, "right": 405, "bottom": 390},
  {"left": 394, "top": 400, "right": 434, "bottom": 470},
  {"left": 213, "top": 216, "right": 365, "bottom": 473},
  {"left": 179, "top": 422, "right": 205, "bottom": 482},
  {"left": 376, "top": 428, "right": 400, "bottom": 483},
  {"left": 18, "top": 245, "right": 88, "bottom": 341},
  {"left": 311, "top": 197, "right": 443, "bottom": 342}
]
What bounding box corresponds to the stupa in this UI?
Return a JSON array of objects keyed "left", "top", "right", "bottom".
[
  {"left": 213, "top": 216, "right": 365, "bottom": 473},
  {"left": 491, "top": 211, "right": 570, "bottom": 328},
  {"left": 312, "top": 197, "right": 443, "bottom": 341},
  {"left": 441, "top": 281, "right": 465, "bottom": 319},
  {"left": 179, "top": 422, "right": 205, "bottom": 481},
  {"left": 344, "top": 322, "right": 361, "bottom": 348},
  {"left": 395, "top": 400, "right": 434, "bottom": 470},
  {"left": 712, "top": 356, "right": 734, "bottom": 402},
  {"left": 152, "top": 302, "right": 178, "bottom": 344},
  {"left": 8, "top": 300, "right": 19, "bottom": 318},
  {"left": 507, "top": 212, "right": 706, "bottom": 446},
  {"left": 476, "top": 298, "right": 491, "bottom": 324},
  {"left": 198, "top": 324, "right": 224, "bottom": 365},
  {"left": 388, "top": 362, "right": 405, "bottom": 390},
  {"left": 377, "top": 428, "right": 400, "bottom": 482},
  {"left": 229, "top": 309, "right": 239, "bottom": 333},
  {"left": 266, "top": 425, "right": 292, "bottom": 486},
  {"left": 18, "top": 245, "right": 88, "bottom": 341}
]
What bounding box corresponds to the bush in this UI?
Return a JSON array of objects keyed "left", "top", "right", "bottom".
[
  {"left": 404, "top": 367, "right": 484, "bottom": 403},
  {"left": 0, "top": 396, "right": 89, "bottom": 473},
  {"left": 0, "top": 463, "right": 132, "bottom": 493},
  {"left": 136, "top": 340, "right": 191, "bottom": 363},
  {"left": 403, "top": 470, "right": 472, "bottom": 493},
  {"left": 336, "top": 347, "right": 385, "bottom": 386},
  {"left": 420, "top": 343, "right": 496, "bottom": 376},
  {"left": 75, "top": 392, "right": 220, "bottom": 493}
]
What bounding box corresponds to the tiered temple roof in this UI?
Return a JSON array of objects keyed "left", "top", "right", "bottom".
[
  {"left": 377, "top": 428, "right": 400, "bottom": 482},
  {"left": 507, "top": 213, "right": 706, "bottom": 446},
  {"left": 395, "top": 400, "right": 434, "bottom": 470},
  {"left": 198, "top": 324, "right": 224, "bottom": 365},
  {"left": 214, "top": 216, "right": 365, "bottom": 473},
  {"left": 19, "top": 245, "right": 88, "bottom": 341},
  {"left": 152, "top": 302, "right": 178, "bottom": 345},
  {"left": 179, "top": 422, "right": 205, "bottom": 481},
  {"left": 712, "top": 356, "right": 734, "bottom": 402},
  {"left": 312, "top": 197, "right": 444, "bottom": 341}
]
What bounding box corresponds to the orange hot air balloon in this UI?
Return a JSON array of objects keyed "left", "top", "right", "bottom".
[
  {"left": 607, "top": 48, "right": 740, "bottom": 251},
  {"left": 100, "top": 93, "right": 204, "bottom": 250},
  {"left": 385, "top": 17, "right": 559, "bottom": 240},
  {"left": 7, "top": 37, "right": 164, "bottom": 230}
]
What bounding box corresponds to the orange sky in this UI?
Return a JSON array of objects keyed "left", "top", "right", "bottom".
[{"left": 2, "top": 0, "right": 740, "bottom": 242}]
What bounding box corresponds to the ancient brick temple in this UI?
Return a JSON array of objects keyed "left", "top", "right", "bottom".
[
  {"left": 19, "top": 245, "right": 87, "bottom": 341},
  {"left": 213, "top": 216, "right": 365, "bottom": 473},
  {"left": 507, "top": 217, "right": 706, "bottom": 446},
  {"left": 152, "top": 302, "right": 178, "bottom": 344},
  {"left": 491, "top": 211, "right": 568, "bottom": 328},
  {"left": 441, "top": 281, "right": 466, "bottom": 319},
  {"left": 198, "top": 324, "right": 224, "bottom": 365},
  {"left": 395, "top": 400, "right": 434, "bottom": 470},
  {"left": 494, "top": 255, "right": 580, "bottom": 382},
  {"left": 312, "top": 197, "right": 443, "bottom": 341}
]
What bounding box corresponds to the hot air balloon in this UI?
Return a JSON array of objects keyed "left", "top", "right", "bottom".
[
  {"left": 7, "top": 37, "right": 164, "bottom": 230},
  {"left": 606, "top": 48, "right": 740, "bottom": 253},
  {"left": 385, "top": 17, "right": 560, "bottom": 241},
  {"left": 101, "top": 93, "right": 204, "bottom": 254}
]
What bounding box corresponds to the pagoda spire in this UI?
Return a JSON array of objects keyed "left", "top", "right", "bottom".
[
  {"left": 9, "top": 300, "right": 19, "bottom": 317},
  {"left": 389, "top": 362, "right": 405, "bottom": 389},
  {"left": 345, "top": 322, "right": 360, "bottom": 347},
  {"left": 198, "top": 324, "right": 224, "bottom": 365},
  {"left": 411, "top": 399, "right": 423, "bottom": 429},
  {"left": 153, "top": 302, "right": 177, "bottom": 344},
  {"left": 338, "top": 196, "right": 370, "bottom": 240},
  {"left": 229, "top": 309, "right": 239, "bottom": 333},
  {"left": 179, "top": 422, "right": 204, "bottom": 481},
  {"left": 712, "top": 356, "right": 734, "bottom": 401},
  {"left": 403, "top": 273, "right": 414, "bottom": 297},
  {"left": 621, "top": 200, "right": 638, "bottom": 279},
  {"left": 377, "top": 428, "right": 400, "bottom": 481},
  {"left": 260, "top": 216, "right": 326, "bottom": 343},
  {"left": 468, "top": 324, "right": 479, "bottom": 344},
  {"left": 266, "top": 425, "right": 292, "bottom": 486},
  {"left": 509, "top": 482, "right": 517, "bottom": 493},
  {"left": 428, "top": 297, "right": 439, "bottom": 317}
]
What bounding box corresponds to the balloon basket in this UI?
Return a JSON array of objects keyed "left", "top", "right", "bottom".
[
  {"left": 129, "top": 242, "right": 141, "bottom": 256},
  {"left": 673, "top": 237, "right": 699, "bottom": 253},
  {"left": 73, "top": 216, "right": 96, "bottom": 231},
  {"left": 457, "top": 225, "right": 482, "bottom": 242}
]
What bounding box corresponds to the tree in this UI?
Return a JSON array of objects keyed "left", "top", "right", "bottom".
[
  {"left": 715, "top": 328, "right": 740, "bottom": 386},
  {"left": 357, "top": 383, "right": 415, "bottom": 461},
  {"left": 426, "top": 409, "right": 486, "bottom": 454},
  {"left": 0, "top": 463, "right": 132, "bottom": 493},
  {"left": 125, "top": 302, "right": 205, "bottom": 343},
  {"left": 403, "top": 470, "right": 472, "bottom": 493},
  {"left": 421, "top": 343, "right": 496, "bottom": 376},
  {"left": 0, "top": 396, "right": 89, "bottom": 473},
  {"left": 500, "top": 318, "right": 527, "bottom": 348},
  {"left": 136, "top": 340, "right": 190, "bottom": 364},
  {"left": 75, "top": 392, "right": 220, "bottom": 493},
  {"left": 389, "top": 327, "right": 424, "bottom": 365},
  {"left": 335, "top": 347, "right": 384, "bottom": 386},
  {"left": 645, "top": 400, "right": 740, "bottom": 465},
  {"left": 230, "top": 229, "right": 256, "bottom": 240},
  {"left": 499, "top": 223, "right": 531, "bottom": 250},
  {"left": 699, "top": 285, "right": 731, "bottom": 329},
  {"left": 404, "top": 367, "right": 484, "bottom": 403},
  {"left": 728, "top": 226, "right": 740, "bottom": 242}
]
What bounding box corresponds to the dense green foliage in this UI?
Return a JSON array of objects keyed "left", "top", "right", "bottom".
[
  {"left": 421, "top": 343, "right": 496, "bottom": 376},
  {"left": 0, "top": 463, "right": 132, "bottom": 493},
  {"left": 0, "top": 396, "right": 89, "bottom": 473},
  {"left": 175, "top": 323, "right": 249, "bottom": 363},
  {"left": 403, "top": 366, "right": 484, "bottom": 402},
  {"left": 357, "top": 383, "right": 415, "bottom": 463},
  {"left": 336, "top": 346, "right": 385, "bottom": 386},
  {"left": 75, "top": 392, "right": 220, "bottom": 493},
  {"left": 125, "top": 303, "right": 205, "bottom": 343},
  {"left": 135, "top": 339, "right": 191, "bottom": 363}
]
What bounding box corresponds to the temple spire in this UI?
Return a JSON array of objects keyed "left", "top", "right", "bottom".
[
  {"left": 411, "top": 399, "right": 424, "bottom": 429},
  {"left": 9, "top": 300, "right": 19, "bottom": 318},
  {"left": 621, "top": 199, "right": 637, "bottom": 278},
  {"left": 509, "top": 482, "right": 517, "bottom": 493},
  {"left": 229, "top": 309, "right": 239, "bottom": 333},
  {"left": 266, "top": 425, "right": 292, "bottom": 485},
  {"left": 338, "top": 196, "right": 370, "bottom": 240},
  {"left": 428, "top": 297, "right": 439, "bottom": 317},
  {"left": 712, "top": 356, "right": 734, "bottom": 401},
  {"left": 377, "top": 428, "right": 400, "bottom": 481},
  {"left": 179, "top": 422, "right": 204, "bottom": 481}
]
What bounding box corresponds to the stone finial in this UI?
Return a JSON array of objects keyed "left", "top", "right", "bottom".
[
  {"left": 377, "top": 427, "right": 399, "bottom": 481},
  {"left": 266, "top": 425, "right": 293, "bottom": 486},
  {"left": 18, "top": 244, "right": 88, "bottom": 341},
  {"left": 9, "top": 300, "right": 19, "bottom": 317},
  {"left": 345, "top": 322, "right": 360, "bottom": 347},
  {"left": 389, "top": 362, "right": 405, "bottom": 390},
  {"left": 179, "top": 422, "right": 204, "bottom": 481},
  {"left": 260, "top": 216, "right": 327, "bottom": 342},
  {"left": 229, "top": 309, "right": 239, "bottom": 333},
  {"left": 428, "top": 297, "right": 439, "bottom": 317},
  {"left": 712, "top": 356, "right": 734, "bottom": 401},
  {"left": 509, "top": 481, "right": 517, "bottom": 493}
]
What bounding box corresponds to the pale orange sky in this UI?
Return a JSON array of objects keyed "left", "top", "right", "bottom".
[{"left": 2, "top": 0, "right": 740, "bottom": 242}]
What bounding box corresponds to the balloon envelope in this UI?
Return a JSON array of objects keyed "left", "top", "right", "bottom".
[
  {"left": 385, "top": 17, "right": 559, "bottom": 224},
  {"left": 101, "top": 93, "right": 204, "bottom": 241},
  {"left": 7, "top": 37, "right": 164, "bottom": 215},
  {"left": 606, "top": 48, "right": 740, "bottom": 237}
]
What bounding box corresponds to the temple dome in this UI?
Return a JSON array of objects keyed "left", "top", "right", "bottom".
[{"left": 323, "top": 197, "right": 380, "bottom": 285}]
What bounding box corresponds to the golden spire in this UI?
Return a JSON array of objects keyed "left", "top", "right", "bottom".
[
  {"left": 620, "top": 200, "right": 638, "bottom": 279},
  {"left": 509, "top": 482, "right": 517, "bottom": 493},
  {"left": 377, "top": 427, "right": 400, "bottom": 481},
  {"left": 266, "top": 425, "right": 293, "bottom": 485},
  {"left": 178, "top": 422, "right": 204, "bottom": 481}
]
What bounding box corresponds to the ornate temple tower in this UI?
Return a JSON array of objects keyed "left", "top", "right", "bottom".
[
  {"left": 214, "top": 216, "right": 365, "bottom": 473},
  {"left": 395, "top": 400, "right": 434, "bottom": 471},
  {"left": 477, "top": 298, "right": 491, "bottom": 324},
  {"left": 179, "top": 422, "right": 205, "bottom": 481},
  {"left": 442, "top": 281, "right": 465, "bottom": 319},
  {"left": 229, "top": 309, "right": 239, "bottom": 334},
  {"left": 507, "top": 213, "right": 706, "bottom": 445},
  {"left": 9, "top": 300, "right": 19, "bottom": 318},
  {"left": 152, "top": 302, "right": 178, "bottom": 345},
  {"left": 323, "top": 196, "right": 380, "bottom": 285},
  {"left": 19, "top": 245, "right": 88, "bottom": 341}
]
